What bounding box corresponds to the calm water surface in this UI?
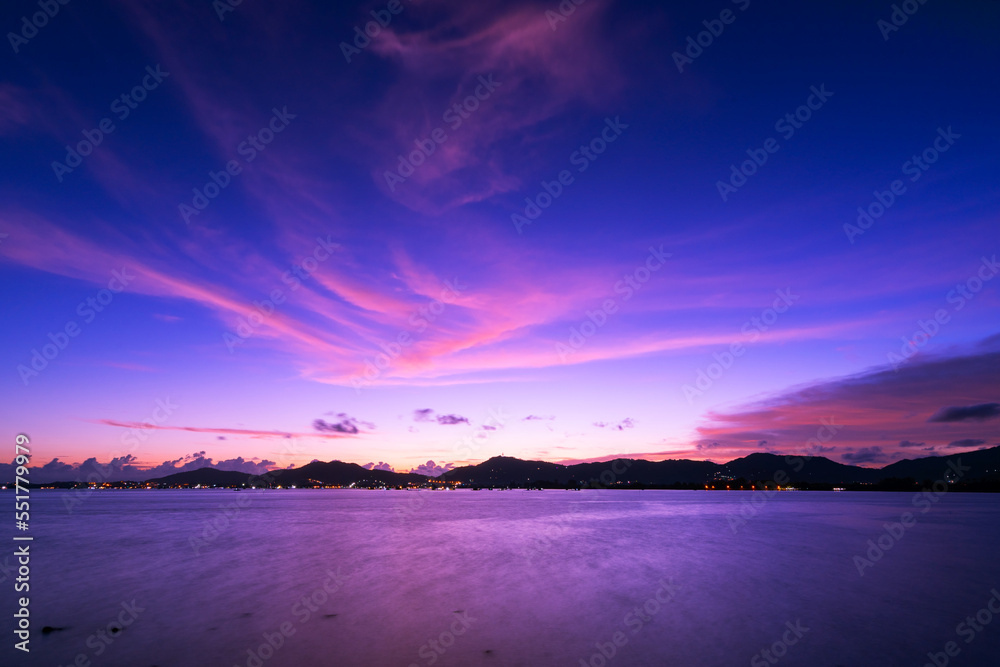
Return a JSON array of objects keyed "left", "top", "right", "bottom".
[{"left": 5, "top": 489, "right": 1000, "bottom": 666}]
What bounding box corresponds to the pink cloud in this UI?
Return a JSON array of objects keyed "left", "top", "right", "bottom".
[
  {"left": 693, "top": 341, "right": 1000, "bottom": 466},
  {"left": 359, "top": 0, "right": 629, "bottom": 213}
]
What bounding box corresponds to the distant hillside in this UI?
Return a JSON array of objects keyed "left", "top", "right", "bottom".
[
  {"left": 439, "top": 447, "right": 1000, "bottom": 488},
  {"left": 264, "top": 460, "right": 428, "bottom": 487},
  {"left": 48, "top": 446, "right": 1000, "bottom": 490},
  {"left": 880, "top": 445, "right": 1000, "bottom": 481},
  {"left": 147, "top": 461, "right": 427, "bottom": 488},
  {"left": 149, "top": 468, "right": 254, "bottom": 486},
  {"left": 721, "top": 453, "right": 882, "bottom": 484},
  {"left": 441, "top": 456, "right": 570, "bottom": 487}
]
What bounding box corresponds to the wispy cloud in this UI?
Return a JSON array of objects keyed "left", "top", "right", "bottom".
[
  {"left": 929, "top": 403, "right": 1000, "bottom": 423},
  {"left": 946, "top": 439, "right": 988, "bottom": 449},
  {"left": 841, "top": 447, "right": 888, "bottom": 464},
  {"left": 413, "top": 408, "right": 469, "bottom": 425},
  {"left": 594, "top": 418, "right": 635, "bottom": 431},
  {"left": 94, "top": 419, "right": 353, "bottom": 440}
]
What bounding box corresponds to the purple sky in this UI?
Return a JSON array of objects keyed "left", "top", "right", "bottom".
[{"left": 1, "top": 0, "right": 998, "bottom": 479}]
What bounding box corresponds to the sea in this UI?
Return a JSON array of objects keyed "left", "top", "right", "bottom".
[{"left": 5, "top": 489, "right": 1000, "bottom": 666}]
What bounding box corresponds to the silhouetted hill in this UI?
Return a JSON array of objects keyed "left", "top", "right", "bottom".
[
  {"left": 150, "top": 468, "right": 254, "bottom": 486},
  {"left": 441, "top": 456, "right": 569, "bottom": 486},
  {"left": 440, "top": 455, "right": 718, "bottom": 487},
  {"left": 147, "top": 461, "right": 427, "bottom": 488},
  {"left": 722, "top": 453, "right": 882, "bottom": 484},
  {"left": 68, "top": 446, "right": 1000, "bottom": 490},
  {"left": 264, "top": 460, "right": 428, "bottom": 487},
  {"left": 880, "top": 445, "right": 1000, "bottom": 482},
  {"left": 439, "top": 447, "right": 1000, "bottom": 488}
]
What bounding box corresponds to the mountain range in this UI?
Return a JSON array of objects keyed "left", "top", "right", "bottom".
[{"left": 136, "top": 446, "right": 1000, "bottom": 489}]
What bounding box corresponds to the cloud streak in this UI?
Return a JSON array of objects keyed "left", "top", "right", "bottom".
[
  {"left": 94, "top": 419, "right": 354, "bottom": 440},
  {"left": 929, "top": 403, "right": 1000, "bottom": 423}
]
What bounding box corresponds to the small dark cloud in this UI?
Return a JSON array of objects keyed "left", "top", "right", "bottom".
[
  {"left": 946, "top": 439, "right": 987, "bottom": 449},
  {"left": 217, "top": 436, "right": 226, "bottom": 440},
  {"left": 696, "top": 441, "right": 725, "bottom": 451},
  {"left": 313, "top": 419, "right": 358, "bottom": 434},
  {"left": 841, "top": 446, "right": 888, "bottom": 464},
  {"left": 436, "top": 414, "right": 469, "bottom": 425},
  {"left": 594, "top": 418, "right": 635, "bottom": 431},
  {"left": 313, "top": 413, "right": 372, "bottom": 434},
  {"left": 481, "top": 425, "right": 497, "bottom": 431},
  {"left": 523, "top": 415, "right": 555, "bottom": 421},
  {"left": 929, "top": 403, "right": 1000, "bottom": 423},
  {"left": 413, "top": 409, "right": 468, "bottom": 425},
  {"left": 898, "top": 440, "right": 925, "bottom": 448}
]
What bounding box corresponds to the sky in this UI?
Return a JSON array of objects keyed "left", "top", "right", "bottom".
[{"left": 1, "top": 0, "right": 998, "bottom": 481}]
